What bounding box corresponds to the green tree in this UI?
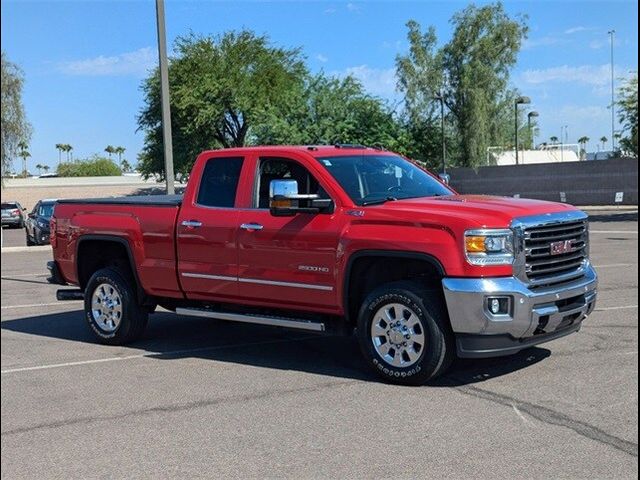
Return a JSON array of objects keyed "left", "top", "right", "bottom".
[
  {"left": 17, "top": 141, "right": 30, "bottom": 177},
  {"left": 600, "top": 136, "right": 608, "bottom": 150},
  {"left": 35, "top": 163, "right": 43, "bottom": 175},
  {"left": 104, "top": 145, "right": 115, "bottom": 159},
  {"left": 396, "top": 3, "right": 528, "bottom": 167},
  {"left": 55, "top": 143, "right": 66, "bottom": 165},
  {"left": 120, "top": 159, "right": 131, "bottom": 173},
  {"left": 42, "top": 165, "right": 50, "bottom": 174},
  {"left": 1, "top": 52, "right": 32, "bottom": 178},
  {"left": 254, "top": 74, "right": 407, "bottom": 152},
  {"left": 137, "top": 30, "right": 307, "bottom": 178},
  {"left": 114, "top": 146, "right": 126, "bottom": 163},
  {"left": 617, "top": 74, "right": 638, "bottom": 156},
  {"left": 57, "top": 155, "right": 121, "bottom": 177},
  {"left": 550, "top": 136, "right": 559, "bottom": 144},
  {"left": 577, "top": 136, "right": 589, "bottom": 159}
]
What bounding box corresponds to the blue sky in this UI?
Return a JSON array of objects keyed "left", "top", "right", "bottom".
[{"left": 1, "top": 0, "right": 638, "bottom": 170}]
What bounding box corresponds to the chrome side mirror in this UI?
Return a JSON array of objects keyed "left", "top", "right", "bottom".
[
  {"left": 269, "top": 179, "right": 332, "bottom": 216},
  {"left": 270, "top": 179, "right": 301, "bottom": 199}
]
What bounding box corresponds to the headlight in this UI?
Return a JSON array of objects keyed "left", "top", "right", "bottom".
[
  {"left": 37, "top": 219, "right": 48, "bottom": 229},
  {"left": 464, "top": 229, "right": 514, "bottom": 266}
]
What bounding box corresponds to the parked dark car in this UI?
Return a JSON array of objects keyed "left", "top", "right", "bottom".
[
  {"left": 25, "top": 199, "right": 56, "bottom": 246},
  {"left": 1, "top": 201, "right": 26, "bottom": 228}
]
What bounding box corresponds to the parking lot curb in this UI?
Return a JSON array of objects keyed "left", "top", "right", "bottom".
[{"left": 1, "top": 245, "right": 51, "bottom": 253}]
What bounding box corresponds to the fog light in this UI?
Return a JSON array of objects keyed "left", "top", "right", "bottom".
[
  {"left": 487, "top": 296, "right": 510, "bottom": 316},
  {"left": 490, "top": 298, "right": 500, "bottom": 314}
]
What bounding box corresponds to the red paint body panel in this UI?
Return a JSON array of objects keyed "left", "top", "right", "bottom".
[{"left": 51, "top": 146, "right": 582, "bottom": 316}]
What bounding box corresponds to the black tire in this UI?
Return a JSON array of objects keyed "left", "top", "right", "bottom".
[
  {"left": 25, "top": 230, "right": 35, "bottom": 246},
  {"left": 84, "top": 267, "right": 148, "bottom": 345},
  {"left": 356, "top": 281, "right": 455, "bottom": 386}
]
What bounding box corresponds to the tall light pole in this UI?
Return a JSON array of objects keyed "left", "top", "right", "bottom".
[
  {"left": 527, "top": 111, "right": 539, "bottom": 149},
  {"left": 515, "top": 96, "right": 531, "bottom": 165},
  {"left": 434, "top": 91, "right": 446, "bottom": 174},
  {"left": 155, "top": 0, "right": 175, "bottom": 194},
  {"left": 560, "top": 125, "right": 568, "bottom": 162},
  {"left": 608, "top": 30, "right": 616, "bottom": 152}
]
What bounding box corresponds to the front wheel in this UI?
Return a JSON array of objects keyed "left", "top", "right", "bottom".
[
  {"left": 356, "top": 281, "right": 454, "bottom": 386},
  {"left": 84, "top": 267, "right": 148, "bottom": 345},
  {"left": 25, "top": 230, "right": 35, "bottom": 246}
]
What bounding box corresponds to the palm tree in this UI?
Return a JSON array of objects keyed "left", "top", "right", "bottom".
[
  {"left": 55, "top": 144, "right": 65, "bottom": 165},
  {"left": 600, "top": 136, "right": 608, "bottom": 150},
  {"left": 577, "top": 136, "right": 589, "bottom": 160},
  {"left": 114, "top": 146, "right": 126, "bottom": 163},
  {"left": 35, "top": 163, "right": 43, "bottom": 175},
  {"left": 43, "top": 165, "right": 50, "bottom": 174},
  {"left": 67, "top": 144, "right": 74, "bottom": 162},
  {"left": 105, "top": 145, "right": 115, "bottom": 159},
  {"left": 550, "top": 136, "right": 559, "bottom": 144},
  {"left": 17, "top": 141, "right": 31, "bottom": 178}
]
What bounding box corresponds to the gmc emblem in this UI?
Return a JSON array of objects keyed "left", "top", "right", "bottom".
[{"left": 550, "top": 239, "right": 575, "bottom": 255}]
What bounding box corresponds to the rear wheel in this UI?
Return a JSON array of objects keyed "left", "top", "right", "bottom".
[
  {"left": 84, "top": 267, "right": 148, "bottom": 345},
  {"left": 356, "top": 281, "right": 454, "bottom": 385}
]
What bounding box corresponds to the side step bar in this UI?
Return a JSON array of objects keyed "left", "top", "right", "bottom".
[
  {"left": 175, "top": 307, "right": 325, "bottom": 332},
  {"left": 56, "top": 289, "right": 84, "bottom": 301}
]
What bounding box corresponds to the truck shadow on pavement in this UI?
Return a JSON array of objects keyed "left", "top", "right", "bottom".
[{"left": 2, "top": 309, "right": 551, "bottom": 386}]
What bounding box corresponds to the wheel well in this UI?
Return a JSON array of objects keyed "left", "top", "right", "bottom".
[
  {"left": 345, "top": 254, "right": 444, "bottom": 324},
  {"left": 77, "top": 239, "right": 135, "bottom": 291}
]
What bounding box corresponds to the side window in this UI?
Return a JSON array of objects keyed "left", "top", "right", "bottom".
[
  {"left": 197, "top": 157, "right": 244, "bottom": 208},
  {"left": 255, "top": 157, "right": 327, "bottom": 208}
]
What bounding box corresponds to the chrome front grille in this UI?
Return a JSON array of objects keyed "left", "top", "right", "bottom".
[{"left": 523, "top": 220, "right": 588, "bottom": 285}]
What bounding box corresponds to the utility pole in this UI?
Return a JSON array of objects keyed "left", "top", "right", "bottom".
[
  {"left": 155, "top": 0, "right": 175, "bottom": 194},
  {"left": 434, "top": 91, "right": 446, "bottom": 174},
  {"left": 608, "top": 30, "right": 616, "bottom": 152}
]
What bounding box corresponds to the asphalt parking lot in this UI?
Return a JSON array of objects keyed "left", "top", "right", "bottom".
[{"left": 1, "top": 216, "right": 638, "bottom": 479}]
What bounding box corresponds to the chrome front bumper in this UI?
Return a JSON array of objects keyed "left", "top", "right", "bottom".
[{"left": 442, "top": 264, "right": 598, "bottom": 358}]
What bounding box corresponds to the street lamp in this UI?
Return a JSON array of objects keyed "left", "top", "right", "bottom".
[
  {"left": 527, "top": 111, "right": 539, "bottom": 149},
  {"left": 608, "top": 30, "right": 616, "bottom": 151},
  {"left": 434, "top": 91, "right": 446, "bottom": 175},
  {"left": 515, "top": 96, "right": 531, "bottom": 165}
]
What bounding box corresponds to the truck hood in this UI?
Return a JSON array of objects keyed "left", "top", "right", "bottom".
[{"left": 376, "top": 195, "right": 578, "bottom": 228}]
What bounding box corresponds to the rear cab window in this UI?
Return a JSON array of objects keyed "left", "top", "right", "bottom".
[{"left": 196, "top": 157, "right": 244, "bottom": 208}]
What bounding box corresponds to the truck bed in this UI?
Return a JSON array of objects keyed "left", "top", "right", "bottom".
[{"left": 56, "top": 194, "right": 183, "bottom": 206}]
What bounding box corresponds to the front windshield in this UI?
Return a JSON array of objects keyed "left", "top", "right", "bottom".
[
  {"left": 38, "top": 203, "right": 54, "bottom": 218},
  {"left": 316, "top": 155, "right": 453, "bottom": 205}
]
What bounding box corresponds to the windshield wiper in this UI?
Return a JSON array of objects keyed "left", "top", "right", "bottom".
[{"left": 361, "top": 196, "right": 398, "bottom": 206}]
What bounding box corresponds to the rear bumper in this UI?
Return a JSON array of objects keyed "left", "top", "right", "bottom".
[
  {"left": 442, "top": 264, "right": 598, "bottom": 358},
  {"left": 1, "top": 217, "right": 22, "bottom": 226}
]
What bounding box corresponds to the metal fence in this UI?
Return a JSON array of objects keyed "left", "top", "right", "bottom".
[{"left": 448, "top": 157, "right": 638, "bottom": 206}]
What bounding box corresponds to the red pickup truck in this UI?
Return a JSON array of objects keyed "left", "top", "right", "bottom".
[{"left": 49, "top": 145, "right": 598, "bottom": 385}]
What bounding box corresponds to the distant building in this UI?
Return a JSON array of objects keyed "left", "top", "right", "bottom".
[{"left": 488, "top": 144, "right": 580, "bottom": 165}]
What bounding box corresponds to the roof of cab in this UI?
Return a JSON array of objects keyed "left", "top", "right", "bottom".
[{"left": 199, "top": 145, "right": 396, "bottom": 158}]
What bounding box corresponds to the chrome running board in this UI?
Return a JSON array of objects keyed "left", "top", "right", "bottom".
[{"left": 175, "top": 307, "right": 325, "bottom": 332}]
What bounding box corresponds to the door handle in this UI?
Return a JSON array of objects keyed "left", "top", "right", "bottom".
[
  {"left": 240, "top": 223, "right": 264, "bottom": 231},
  {"left": 181, "top": 220, "right": 202, "bottom": 228}
]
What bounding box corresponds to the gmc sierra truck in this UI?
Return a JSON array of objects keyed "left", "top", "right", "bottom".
[{"left": 49, "top": 145, "right": 598, "bottom": 385}]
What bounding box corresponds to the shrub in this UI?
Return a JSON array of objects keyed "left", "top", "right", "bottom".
[{"left": 57, "top": 156, "right": 122, "bottom": 177}]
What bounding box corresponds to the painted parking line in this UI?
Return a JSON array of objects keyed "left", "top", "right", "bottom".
[
  {"left": 0, "top": 302, "right": 79, "bottom": 310},
  {"left": 593, "top": 263, "right": 637, "bottom": 268},
  {"left": 0, "top": 336, "right": 316, "bottom": 375}
]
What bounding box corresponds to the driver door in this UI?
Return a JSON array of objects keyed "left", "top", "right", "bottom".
[{"left": 236, "top": 156, "right": 342, "bottom": 311}]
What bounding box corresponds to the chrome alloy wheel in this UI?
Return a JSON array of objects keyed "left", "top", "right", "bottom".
[
  {"left": 370, "top": 303, "right": 426, "bottom": 368},
  {"left": 91, "top": 283, "right": 123, "bottom": 333}
]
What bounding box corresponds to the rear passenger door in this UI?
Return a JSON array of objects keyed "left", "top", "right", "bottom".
[{"left": 177, "top": 156, "right": 245, "bottom": 301}]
